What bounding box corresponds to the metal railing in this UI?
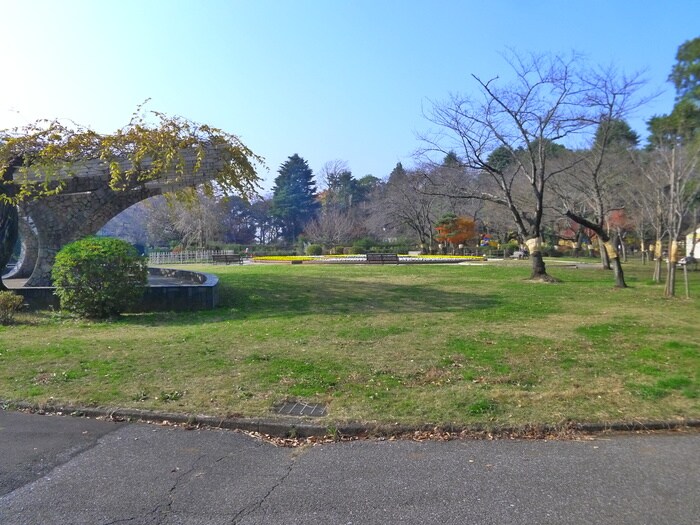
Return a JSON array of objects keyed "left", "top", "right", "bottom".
[{"left": 148, "top": 250, "right": 239, "bottom": 265}]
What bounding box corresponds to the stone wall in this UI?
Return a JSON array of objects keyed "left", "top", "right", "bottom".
[
  {"left": 16, "top": 147, "right": 226, "bottom": 286},
  {"left": 13, "top": 268, "right": 219, "bottom": 312}
]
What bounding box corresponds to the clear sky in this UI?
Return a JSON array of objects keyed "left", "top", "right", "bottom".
[{"left": 1, "top": 0, "right": 698, "bottom": 193}]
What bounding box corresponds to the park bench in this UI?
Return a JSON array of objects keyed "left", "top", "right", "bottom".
[
  {"left": 211, "top": 253, "right": 243, "bottom": 265},
  {"left": 366, "top": 253, "right": 400, "bottom": 265}
]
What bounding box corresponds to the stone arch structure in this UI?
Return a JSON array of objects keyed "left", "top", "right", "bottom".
[
  {"left": 4, "top": 211, "right": 38, "bottom": 279},
  {"left": 11, "top": 148, "right": 226, "bottom": 286}
]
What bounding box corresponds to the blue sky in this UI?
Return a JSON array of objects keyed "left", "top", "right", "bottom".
[{"left": 1, "top": 0, "right": 698, "bottom": 193}]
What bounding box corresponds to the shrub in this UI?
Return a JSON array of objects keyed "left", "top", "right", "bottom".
[
  {"left": 352, "top": 237, "right": 374, "bottom": 253},
  {"left": 52, "top": 236, "right": 148, "bottom": 318},
  {"left": 541, "top": 245, "right": 563, "bottom": 257},
  {"left": 0, "top": 291, "right": 24, "bottom": 325},
  {"left": 305, "top": 244, "right": 323, "bottom": 256},
  {"left": 377, "top": 244, "right": 409, "bottom": 254}
]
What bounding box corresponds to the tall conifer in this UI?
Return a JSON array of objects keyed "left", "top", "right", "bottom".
[{"left": 271, "top": 154, "right": 320, "bottom": 242}]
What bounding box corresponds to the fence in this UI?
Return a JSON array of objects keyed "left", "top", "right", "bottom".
[{"left": 148, "top": 250, "right": 239, "bottom": 265}]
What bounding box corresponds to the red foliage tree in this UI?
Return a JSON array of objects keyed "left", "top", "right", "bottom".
[{"left": 435, "top": 214, "right": 477, "bottom": 251}]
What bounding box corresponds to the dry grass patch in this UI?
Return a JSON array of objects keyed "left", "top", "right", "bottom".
[{"left": 0, "top": 261, "right": 698, "bottom": 428}]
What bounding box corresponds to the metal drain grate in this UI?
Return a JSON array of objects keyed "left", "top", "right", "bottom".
[{"left": 274, "top": 401, "right": 327, "bottom": 417}]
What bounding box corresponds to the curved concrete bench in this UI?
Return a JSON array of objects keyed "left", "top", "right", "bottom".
[{"left": 7, "top": 267, "right": 220, "bottom": 312}]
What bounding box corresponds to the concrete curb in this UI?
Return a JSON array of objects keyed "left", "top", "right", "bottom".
[{"left": 3, "top": 400, "right": 699, "bottom": 440}]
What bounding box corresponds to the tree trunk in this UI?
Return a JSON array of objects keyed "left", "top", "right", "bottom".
[
  {"left": 603, "top": 235, "right": 628, "bottom": 288},
  {"left": 617, "top": 228, "right": 627, "bottom": 262},
  {"left": 572, "top": 229, "right": 582, "bottom": 257},
  {"left": 611, "top": 255, "right": 627, "bottom": 288},
  {"left": 653, "top": 257, "right": 662, "bottom": 283},
  {"left": 598, "top": 237, "right": 611, "bottom": 270},
  {"left": 664, "top": 241, "right": 680, "bottom": 297},
  {"left": 664, "top": 260, "right": 676, "bottom": 297},
  {"left": 652, "top": 238, "right": 662, "bottom": 283},
  {"left": 564, "top": 211, "right": 626, "bottom": 287},
  {"left": 529, "top": 250, "right": 547, "bottom": 279},
  {"left": 525, "top": 238, "right": 557, "bottom": 282}
]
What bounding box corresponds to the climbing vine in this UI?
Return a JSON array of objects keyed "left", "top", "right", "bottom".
[{"left": 0, "top": 102, "right": 264, "bottom": 204}]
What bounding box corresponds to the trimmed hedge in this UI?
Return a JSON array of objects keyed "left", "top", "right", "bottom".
[{"left": 52, "top": 236, "right": 147, "bottom": 318}]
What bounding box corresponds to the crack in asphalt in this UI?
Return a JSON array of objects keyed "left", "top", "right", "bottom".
[
  {"left": 152, "top": 454, "right": 209, "bottom": 522},
  {"left": 98, "top": 453, "right": 209, "bottom": 525},
  {"left": 98, "top": 438, "right": 273, "bottom": 524},
  {"left": 100, "top": 517, "right": 137, "bottom": 525},
  {"left": 229, "top": 457, "right": 296, "bottom": 524}
]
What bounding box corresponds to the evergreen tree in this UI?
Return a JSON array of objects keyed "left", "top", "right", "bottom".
[
  {"left": 669, "top": 36, "right": 700, "bottom": 102},
  {"left": 355, "top": 174, "right": 381, "bottom": 203},
  {"left": 270, "top": 154, "right": 320, "bottom": 242},
  {"left": 387, "top": 162, "right": 407, "bottom": 184},
  {"left": 594, "top": 118, "right": 639, "bottom": 149},
  {"left": 325, "top": 169, "right": 357, "bottom": 212},
  {"left": 442, "top": 151, "right": 461, "bottom": 168}
]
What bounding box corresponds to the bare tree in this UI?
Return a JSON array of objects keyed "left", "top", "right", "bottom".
[
  {"left": 142, "top": 196, "right": 181, "bottom": 247},
  {"left": 143, "top": 190, "right": 229, "bottom": 249},
  {"left": 558, "top": 131, "right": 643, "bottom": 287},
  {"left": 304, "top": 208, "right": 358, "bottom": 248},
  {"left": 643, "top": 36, "right": 700, "bottom": 296},
  {"left": 627, "top": 151, "right": 668, "bottom": 281},
  {"left": 370, "top": 166, "right": 445, "bottom": 252},
  {"left": 646, "top": 131, "right": 699, "bottom": 296},
  {"left": 318, "top": 160, "right": 350, "bottom": 191},
  {"left": 555, "top": 66, "right": 648, "bottom": 287},
  {"left": 421, "top": 51, "right": 644, "bottom": 282},
  {"left": 622, "top": 177, "right": 657, "bottom": 265}
]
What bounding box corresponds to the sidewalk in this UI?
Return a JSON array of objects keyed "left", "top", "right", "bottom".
[{"left": 1, "top": 409, "right": 699, "bottom": 524}]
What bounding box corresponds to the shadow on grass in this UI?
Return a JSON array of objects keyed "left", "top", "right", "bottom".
[
  {"left": 223, "top": 275, "right": 500, "bottom": 317},
  {"left": 121, "top": 272, "right": 502, "bottom": 326}
]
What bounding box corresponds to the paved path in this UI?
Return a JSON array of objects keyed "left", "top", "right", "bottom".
[{"left": 1, "top": 410, "right": 698, "bottom": 524}]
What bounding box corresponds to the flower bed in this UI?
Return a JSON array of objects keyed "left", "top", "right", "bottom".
[
  {"left": 252, "top": 256, "right": 314, "bottom": 263},
  {"left": 251, "top": 254, "right": 487, "bottom": 264}
]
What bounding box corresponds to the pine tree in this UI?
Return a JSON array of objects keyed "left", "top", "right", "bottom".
[{"left": 270, "top": 154, "right": 320, "bottom": 242}]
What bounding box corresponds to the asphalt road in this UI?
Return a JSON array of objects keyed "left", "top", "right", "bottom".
[{"left": 1, "top": 410, "right": 698, "bottom": 524}]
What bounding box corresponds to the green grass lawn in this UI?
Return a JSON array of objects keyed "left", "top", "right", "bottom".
[{"left": 1, "top": 260, "right": 698, "bottom": 429}]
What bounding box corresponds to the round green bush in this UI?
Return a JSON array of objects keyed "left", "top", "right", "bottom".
[
  {"left": 305, "top": 244, "right": 323, "bottom": 256},
  {"left": 52, "top": 236, "right": 148, "bottom": 318}
]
